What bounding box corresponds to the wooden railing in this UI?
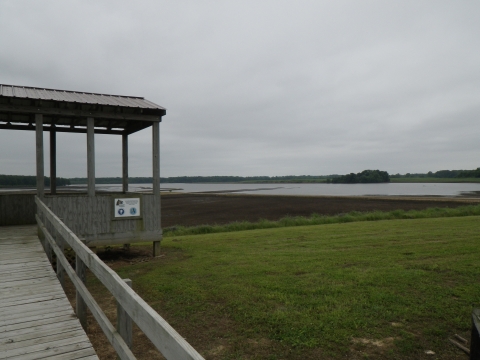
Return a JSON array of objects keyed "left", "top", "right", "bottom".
[{"left": 35, "top": 196, "right": 205, "bottom": 360}]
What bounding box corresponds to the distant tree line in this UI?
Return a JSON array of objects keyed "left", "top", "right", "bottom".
[
  {"left": 457, "top": 168, "right": 480, "bottom": 178},
  {"left": 69, "top": 177, "right": 153, "bottom": 184},
  {"left": 390, "top": 168, "right": 480, "bottom": 179},
  {"left": 328, "top": 170, "right": 390, "bottom": 184},
  {"left": 8, "top": 168, "right": 480, "bottom": 187},
  {"left": 68, "top": 175, "right": 337, "bottom": 184},
  {"left": 160, "top": 175, "right": 335, "bottom": 183},
  {"left": 0, "top": 175, "right": 70, "bottom": 187}
]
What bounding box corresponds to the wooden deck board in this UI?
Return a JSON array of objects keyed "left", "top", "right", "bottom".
[
  {"left": 1, "top": 293, "right": 66, "bottom": 308},
  {"left": 0, "top": 225, "right": 99, "bottom": 360},
  {"left": 0, "top": 281, "right": 66, "bottom": 298}
]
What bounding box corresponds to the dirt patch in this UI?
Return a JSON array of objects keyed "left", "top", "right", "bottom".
[
  {"left": 161, "top": 193, "right": 477, "bottom": 228},
  {"left": 350, "top": 337, "right": 397, "bottom": 359},
  {"left": 352, "top": 337, "right": 396, "bottom": 347}
]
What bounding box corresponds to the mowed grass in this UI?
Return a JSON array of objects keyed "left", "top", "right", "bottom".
[{"left": 116, "top": 216, "right": 480, "bottom": 359}]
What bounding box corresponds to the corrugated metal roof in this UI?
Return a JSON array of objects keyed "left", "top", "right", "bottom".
[{"left": 0, "top": 84, "right": 165, "bottom": 110}]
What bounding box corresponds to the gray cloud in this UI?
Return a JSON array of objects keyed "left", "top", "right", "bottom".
[{"left": 0, "top": 0, "right": 479, "bottom": 177}]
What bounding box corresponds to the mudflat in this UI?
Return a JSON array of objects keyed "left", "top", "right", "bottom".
[{"left": 161, "top": 193, "right": 479, "bottom": 227}]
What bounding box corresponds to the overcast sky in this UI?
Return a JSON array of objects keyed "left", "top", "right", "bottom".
[{"left": 1, "top": 1, "right": 479, "bottom": 178}]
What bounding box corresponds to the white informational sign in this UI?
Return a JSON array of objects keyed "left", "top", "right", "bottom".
[{"left": 114, "top": 198, "right": 141, "bottom": 218}]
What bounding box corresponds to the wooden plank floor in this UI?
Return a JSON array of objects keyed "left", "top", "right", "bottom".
[{"left": 0, "top": 225, "right": 99, "bottom": 360}]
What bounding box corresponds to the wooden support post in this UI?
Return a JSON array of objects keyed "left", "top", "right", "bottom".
[
  {"left": 87, "top": 117, "right": 95, "bottom": 197},
  {"left": 38, "top": 231, "right": 45, "bottom": 249},
  {"left": 122, "top": 134, "right": 128, "bottom": 193},
  {"left": 117, "top": 279, "right": 133, "bottom": 349},
  {"left": 76, "top": 254, "right": 87, "bottom": 331},
  {"left": 152, "top": 122, "right": 160, "bottom": 199},
  {"left": 35, "top": 114, "right": 44, "bottom": 198},
  {"left": 55, "top": 229, "right": 65, "bottom": 288},
  {"left": 152, "top": 122, "right": 161, "bottom": 257},
  {"left": 153, "top": 241, "right": 161, "bottom": 257},
  {"left": 38, "top": 205, "right": 46, "bottom": 248},
  {"left": 471, "top": 309, "right": 480, "bottom": 360},
  {"left": 45, "top": 237, "right": 53, "bottom": 264},
  {"left": 50, "top": 127, "right": 57, "bottom": 195}
]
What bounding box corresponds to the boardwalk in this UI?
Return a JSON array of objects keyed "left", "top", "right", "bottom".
[{"left": 0, "top": 225, "right": 98, "bottom": 360}]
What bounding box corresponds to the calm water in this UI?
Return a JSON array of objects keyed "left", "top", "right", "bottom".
[
  {"left": 106, "top": 182, "right": 480, "bottom": 197},
  {"left": 3, "top": 182, "right": 480, "bottom": 197}
]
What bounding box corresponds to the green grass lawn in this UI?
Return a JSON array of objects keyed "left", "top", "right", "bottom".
[{"left": 114, "top": 216, "right": 480, "bottom": 359}]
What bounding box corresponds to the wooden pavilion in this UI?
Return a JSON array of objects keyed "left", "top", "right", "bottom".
[{"left": 0, "top": 84, "right": 166, "bottom": 255}]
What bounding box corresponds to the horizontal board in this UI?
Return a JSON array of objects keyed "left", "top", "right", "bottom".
[
  {"left": 0, "top": 298, "right": 72, "bottom": 318},
  {"left": 4, "top": 328, "right": 87, "bottom": 351},
  {"left": 1, "top": 292, "right": 66, "bottom": 309},
  {"left": 44, "top": 347, "right": 98, "bottom": 360},
  {"left": 0, "top": 308, "right": 74, "bottom": 327},
  {"left": 0, "top": 284, "right": 64, "bottom": 301},
  {"left": 0, "top": 318, "right": 79, "bottom": 340},
  {"left": 5, "top": 336, "right": 91, "bottom": 359}
]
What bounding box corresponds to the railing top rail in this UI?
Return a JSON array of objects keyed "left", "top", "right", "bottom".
[{"left": 36, "top": 196, "right": 204, "bottom": 360}]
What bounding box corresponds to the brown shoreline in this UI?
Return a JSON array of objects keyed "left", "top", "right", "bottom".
[{"left": 160, "top": 193, "right": 480, "bottom": 228}]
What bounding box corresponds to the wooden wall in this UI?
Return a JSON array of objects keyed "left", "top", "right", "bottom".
[
  {"left": 0, "top": 192, "right": 162, "bottom": 246},
  {"left": 0, "top": 193, "right": 36, "bottom": 226},
  {"left": 42, "top": 194, "right": 162, "bottom": 246}
]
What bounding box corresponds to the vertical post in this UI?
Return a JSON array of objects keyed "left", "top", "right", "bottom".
[
  {"left": 38, "top": 203, "right": 46, "bottom": 249},
  {"left": 87, "top": 117, "right": 95, "bottom": 197},
  {"left": 122, "top": 134, "right": 128, "bottom": 193},
  {"left": 152, "top": 122, "right": 161, "bottom": 256},
  {"left": 471, "top": 309, "right": 480, "bottom": 360},
  {"left": 35, "top": 114, "right": 44, "bottom": 198},
  {"left": 55, "top": 229, "right": 65, "bottom": 288},
  {"left": 50, "top": 127, "right": 57, "bottom": 195},
  {"left": 117, "top": 279, "right": 133, "bottom": 348},
  {"left": 76, "top": 255, "right": 87, "bottom": 331},
  {"left": 44, "top": 238, "right": 53, "bottom": 264},
  {"left": 152, "top": 122, "right": 160, "bottom": 198}
]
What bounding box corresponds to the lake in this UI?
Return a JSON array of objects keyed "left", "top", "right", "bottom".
[
  {"left": 3, "top": 182, "right": 480, "bottom": 197},
  {"left": 94, "top": 182, "right": 480, "bottom": 197}
]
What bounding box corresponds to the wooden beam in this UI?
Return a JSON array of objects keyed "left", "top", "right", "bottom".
[
  {"left": 152, "top": 122, "right": 160, "bottom": 198},
  {"left": 152, "top": 122, "right": 161, "bottom": 256},
  {"left": 76, "top": 254, "right": 87, "bottom": 332},
  {"left": 35, "top": 114, "right": 44, "bottom": 198},
  {"left": 55, "top": 229, "right": 65, "bottom": 288},
  {"left": 117, "top": 279, "right": 133, "bottom": 348},
  {"left": 0, "top": 123, "right": 125, "bottom": 135},
  {"left": 87, "top": 117, "right": 95, "bottom": 197},
  {"left": 50, "top": 127, "right": 57, "bottom": 195},
  {"left": 122, "top": 134, "right": 128, "bottom": 193},
  {"left": 0, "top": 103, "right": 164, "bottom": 122}
]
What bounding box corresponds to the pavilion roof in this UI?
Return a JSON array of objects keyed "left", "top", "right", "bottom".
[{"left": 0, "top": 84, "right": 166, "bottom": 135}]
